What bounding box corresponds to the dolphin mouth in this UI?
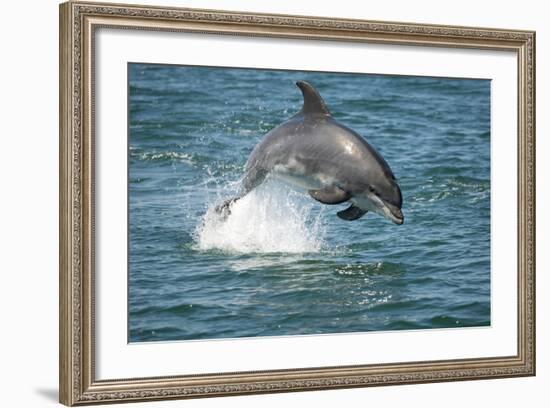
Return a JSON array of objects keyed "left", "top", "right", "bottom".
[{"left": 386, "top": 206, "right": 404, "bottom": 225}]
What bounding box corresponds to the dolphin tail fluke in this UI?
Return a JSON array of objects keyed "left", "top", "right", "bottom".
[
  {"left": 214, "top": 196, "right": 242, "bottom": 219},
  {"left": 214, "top": 168, "right": 266, "bottom": 220}
]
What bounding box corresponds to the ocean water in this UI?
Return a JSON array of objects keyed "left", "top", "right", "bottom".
[{"left": 128, "top": 63, "right": 491, "bottom": 342}]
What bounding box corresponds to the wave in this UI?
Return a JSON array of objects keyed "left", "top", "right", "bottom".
[{"left": 130, "top": 150, "right": 195, "bottom": 164}]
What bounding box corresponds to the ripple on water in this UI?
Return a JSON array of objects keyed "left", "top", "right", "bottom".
[{"left": 128, "top": 65, "right": 491, "bottom": 341}]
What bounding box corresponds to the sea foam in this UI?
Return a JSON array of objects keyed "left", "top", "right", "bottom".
[{"left": 195, "top": 182, "right": 325, "bottom": 254}]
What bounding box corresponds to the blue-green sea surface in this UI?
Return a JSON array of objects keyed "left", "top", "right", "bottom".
[{"left": 128, "top": 64, "right": 491, "bottom": 342}]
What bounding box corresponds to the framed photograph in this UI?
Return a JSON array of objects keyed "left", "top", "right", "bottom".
[{"left": 59, "top": 1, "right": 536, "bottom": 405}]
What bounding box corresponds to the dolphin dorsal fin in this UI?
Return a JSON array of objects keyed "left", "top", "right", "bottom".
[{"left": 296, "top": 81, "right": 331, "bottom": 116}]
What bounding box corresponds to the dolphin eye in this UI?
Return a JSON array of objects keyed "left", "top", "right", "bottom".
[{"left": 369, "top": 186, "right": 377, "bottom": 194}]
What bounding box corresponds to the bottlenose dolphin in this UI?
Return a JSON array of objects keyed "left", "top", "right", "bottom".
[{"left": 217, "top": 81, "right": 404, "bottom": 224}]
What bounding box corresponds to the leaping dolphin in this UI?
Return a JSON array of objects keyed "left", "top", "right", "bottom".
[{"left": 217, "top": 81, "right": 404, "bottom": 224}]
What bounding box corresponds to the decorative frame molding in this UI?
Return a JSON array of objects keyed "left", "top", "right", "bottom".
[{"left": 59, "top": 1, "right": 535, "bottom": 405}]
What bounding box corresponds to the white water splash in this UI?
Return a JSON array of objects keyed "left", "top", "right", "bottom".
[{"left": 195, "top": 182, "right": 326, "bottom": 254}]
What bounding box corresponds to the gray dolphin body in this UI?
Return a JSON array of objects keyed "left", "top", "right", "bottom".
[{"left": 218, "top": 81, "right": 404, "bottom": 224}]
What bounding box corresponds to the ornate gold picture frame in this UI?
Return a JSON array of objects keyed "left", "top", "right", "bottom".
[{"left": 59, "top": 1, "right": 535, "bottom": 405}]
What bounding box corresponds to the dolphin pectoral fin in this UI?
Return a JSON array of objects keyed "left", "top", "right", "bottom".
[
  {"left": 337, "top": 205, "right": 368, "bottom": 221},
  {"left": 308, "top": 186, "right": 351, "bottom": 205}
]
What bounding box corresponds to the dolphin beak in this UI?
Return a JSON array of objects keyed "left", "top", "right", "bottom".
[
  {"left": 387, "top": 206, "right": 404, "bottom": 225},
  {"left": 392, "top": 208, "right": 404, "bottom": 225}
]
